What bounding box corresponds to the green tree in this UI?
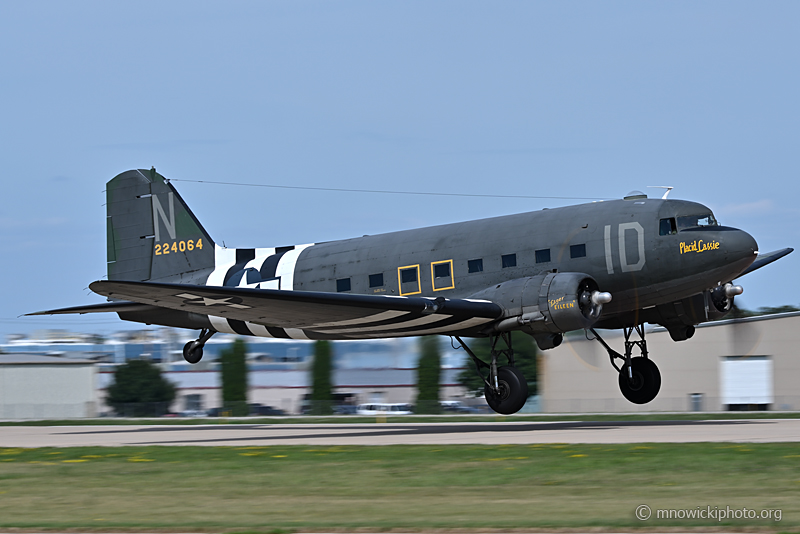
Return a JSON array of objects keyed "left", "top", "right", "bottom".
[
  {"left": 729, "top": 303, "right": 756, "bottom": 319},
  {"left": 106, "top": 359, "right": 176, "bottom": 416},
  {"left": 310, "top": 340, "right": 333, "bottom": 415},
  {"left": 724, "top": 303, "right": 800, "bottom": 321},
  {"left": 220, "top": 338, "right": 249, "bottom": 416},
  {"left": 457, "top": 331, "right": 538, "bottom": 398},
  {"left": 757, "top": 304, "right": 800, "bottom": 315},
  {"left": 415, "top": 336, "right": 441, "bottom": 414}
]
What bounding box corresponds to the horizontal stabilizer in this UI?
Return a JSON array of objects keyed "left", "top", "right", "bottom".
[
  {"left": 26, "top": 301, "right": 155, "bottom": 316},
  {"left": 738, "top": 247, "right": 793, "bottom": 277}
]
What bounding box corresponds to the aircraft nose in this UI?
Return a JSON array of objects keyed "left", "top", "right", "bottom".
[
  {"left": 730, "top": 228, "right": 757, "bottom": 254},
  {"left": 726, "top": 228, "right": 758, "bottom": 264}
]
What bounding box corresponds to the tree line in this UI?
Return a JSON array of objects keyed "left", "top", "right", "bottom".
[{"left": 105, "top": 335, "right": 539, "bottom": 416}]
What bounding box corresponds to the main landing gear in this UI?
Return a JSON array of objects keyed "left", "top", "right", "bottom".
[
  {"left": 590, "top": 325, "right": 661, "bottom": 404},
  {"left": 183, "top": 328, "right": 215, "bottom": 364},
  {"left": 454, "top": 333, "right": 529, "bottom": 415}
]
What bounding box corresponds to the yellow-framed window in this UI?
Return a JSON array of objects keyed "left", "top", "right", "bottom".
[
  {"left": 431, "top": 259, "right": 455, "bottom": 291},
  {"left": 397, "top": 264, "right": 421, "bottom": 295}
]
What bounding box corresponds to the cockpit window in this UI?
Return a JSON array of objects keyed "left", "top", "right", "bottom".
[
  {"left": 677, "top": 213, "right": 718, "bottom": 231},
  {"left": 659, "top": 218, "right": 677, "bottom": 236}
]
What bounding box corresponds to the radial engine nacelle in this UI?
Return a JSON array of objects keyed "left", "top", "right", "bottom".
[
  {"left": 645, "top": 282, "right": 744, "bottom": 341},
  {"left": 472, "top": 272, "right": 611, "bottom": 350}
]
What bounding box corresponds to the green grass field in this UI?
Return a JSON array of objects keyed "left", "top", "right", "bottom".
[{"left": 1, "top": 443, "right": 798, "bottom": 531}]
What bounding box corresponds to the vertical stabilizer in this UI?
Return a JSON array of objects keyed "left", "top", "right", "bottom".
[{"left": 106, "top": 169, "right": 215, "bottom": 283}]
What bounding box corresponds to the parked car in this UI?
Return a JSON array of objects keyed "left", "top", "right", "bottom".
[
  {"left": 356, "top": 403, "right": 413, "bottom": 415},
  {"left": 249, "top": 404, "right": 286, "bottom": 416},
  {"left": 333, "top": 404, "right": 358, "bottom": 415},
  {"left": 179, "top": 410, "right": 208, "bottom": 417},
  {"left": 440, "top": 400, "right": 482, "bottom": 414}
]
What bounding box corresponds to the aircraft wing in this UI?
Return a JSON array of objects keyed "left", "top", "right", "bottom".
[
  {"left": 80, "top": 280, "right": 503, "bottom": 337},
  {"left": 738, "top": 248, "right": 794, "bottom": 277}
]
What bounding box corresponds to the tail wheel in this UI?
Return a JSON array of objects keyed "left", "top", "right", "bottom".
[
  {"left": 183, "top": 341, "right": 204, "bottom": 364},
  {"left": 485, "top": 366, "right": 529, "bottom": 415},
  {"left": 618, "top": 358, "right": 661, "bottom": 404}
]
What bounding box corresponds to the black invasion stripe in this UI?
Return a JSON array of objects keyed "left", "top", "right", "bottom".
[
  {"left": 223, "top": 249, "right": 256, "bottom": 285},
  {"left": 259, "top": 250, "right": 290, "bottom": 279},
  {"left": 341, "top": 318, "right": 493, "bottom": 339},
  {"left": 266, "top": 326, "right": 291, "bottom": 339},
  {"left": 236, "top": 248, "right": 256, "bottom": 263},
  {"left": 228, "top": 319, "right": 254, "bottom": 336},
  {"left": 314, "top": 315, "right": 481, "bottom": 337},
  {"left": 312, "top": 312, "right": 426, "bottom": 332}
]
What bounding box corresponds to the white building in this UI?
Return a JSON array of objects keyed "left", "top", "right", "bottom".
[
  {"left": 540, "top": 312, "right": 800, "bottom": 413},
  {"left": 0, "top": 354, "right": 97, "bottom": 419}
]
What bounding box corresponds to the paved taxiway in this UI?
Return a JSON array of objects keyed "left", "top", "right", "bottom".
[{"left": 2, "top": 419, "right": 799, "bottom": 447}]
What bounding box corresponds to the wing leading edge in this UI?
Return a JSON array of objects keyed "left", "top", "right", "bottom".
[{"left": 83, "top": 280, "right": 503, "bottom": 340}]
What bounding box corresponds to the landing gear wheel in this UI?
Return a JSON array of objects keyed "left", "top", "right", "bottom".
[
  {"left": 183, "top": 341, "right": 204, "bottom": 364},
  {"left": 618, "top": 358, "right": 661, "bottom": 404},
  {"left": 485, "top": 366, "right": 529, "bottom": 415}
]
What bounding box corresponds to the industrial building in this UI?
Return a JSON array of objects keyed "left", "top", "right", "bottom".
[
  {"left": 0, "top": 354, "right": 97, "bottom": 418},
  {"left": 540, "top": 312, "right": 800, "bottom": 412}
]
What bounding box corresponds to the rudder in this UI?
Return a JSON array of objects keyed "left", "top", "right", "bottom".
[{"left": 106, "top": 168, "right": 215, "bottom": 283}]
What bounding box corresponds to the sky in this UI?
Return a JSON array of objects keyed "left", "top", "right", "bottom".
[{"left": 1, "top": 1, "right": 798, "bottom": 341}]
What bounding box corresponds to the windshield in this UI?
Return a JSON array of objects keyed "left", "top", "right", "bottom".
[{"left": 677, "top": 213, "right": 718, "bottom": 231}]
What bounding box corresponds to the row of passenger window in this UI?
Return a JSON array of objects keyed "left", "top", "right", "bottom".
[
  {"left": 469, "top": 245, "right": 585, "bottom": 273},
  {"left": 335, "top": 244, "right": 588, "bottom": 292}
]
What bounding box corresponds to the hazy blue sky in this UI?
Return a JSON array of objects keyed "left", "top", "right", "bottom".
[{"left": 1, "top": 1, "right": 798, "bottom": 340}]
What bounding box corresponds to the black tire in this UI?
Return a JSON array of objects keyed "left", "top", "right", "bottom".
[
  {"left": 485, "top": 366, "right": 529, "bottom": 415},
  {"left": 183, "top": 341, "right": 203, "bottom": 364},
  {"left": 618, "top": 358, "right": 661, "bottom": 404}
]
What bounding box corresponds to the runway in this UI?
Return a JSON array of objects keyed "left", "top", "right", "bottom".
[{"left": 2, "top": 418, "right": 799, "bottom": 447}]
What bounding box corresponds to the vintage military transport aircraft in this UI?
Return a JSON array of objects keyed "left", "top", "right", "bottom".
[{"left": 31, "top": 169, "right": 792, "bottom": 414}]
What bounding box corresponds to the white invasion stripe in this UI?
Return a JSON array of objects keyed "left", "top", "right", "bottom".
[
  {"left": 285, "top": 328, "right": 310, "bottom": 340},
  {"left": 255, "top": 247, "right": 276, "bottom": 257},
  {"left": 258, "top": 279, "right": 279, "bottom": 290},
  {"left": 207, "top": 245, "right": 237, "bottom": 286},
  {"left": 315, "top": 314, "right": 452, "bottom": 334},
  {"left": 356, "top": 317, "right": 492, "bottom": 338},
  {"left": 207, "top": 265, "right": 231, "bottom": 286},
  {"left": 275, "top": 243, "right": 314, "bottom": 290},
  {"left": 245, "top": 323, "right": 274, "bottom": 338},
  {"left": 209, "top": 315, "right": 237, "bottom": 335},
  {"left": 214, "top": 245, "right": 237, "bottom": 265},
  {"left": 310, "top": 310, "right": 409, "bottom": 328}
]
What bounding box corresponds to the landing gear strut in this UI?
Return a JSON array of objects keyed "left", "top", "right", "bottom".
[
  {"left": 454, "top": 333, "right": 529, "bottom": 415},
  {"left": 590, "top": 325, "right": 661, "bottom": 404},
  {"left": 182, "top": 328, "right": 215, "bottom": 364}
]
